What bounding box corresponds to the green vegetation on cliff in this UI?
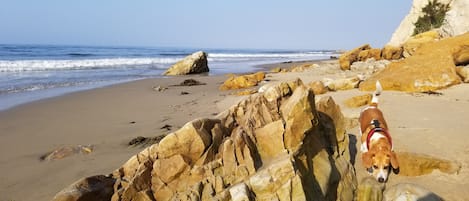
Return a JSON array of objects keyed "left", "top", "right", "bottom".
[{"left": 413, "top": 0, "right": 450, "bottom": 35}]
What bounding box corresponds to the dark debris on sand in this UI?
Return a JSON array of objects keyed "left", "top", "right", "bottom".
[
  {"left": 128, "top": 135, "right": 166, "bottom": 147},
  {"left": 172, "top": 79, "right": 206, "bottom": 86}
]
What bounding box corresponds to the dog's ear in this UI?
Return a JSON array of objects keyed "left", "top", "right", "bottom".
[
  {"left": 389, "top": 151, "right": 399, "bottom": 170},
  {"left": 362, "top": 151, "right": 374, "bottom": 168}
]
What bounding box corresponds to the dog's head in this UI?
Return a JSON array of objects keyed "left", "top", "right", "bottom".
[{"left": 362, "top": 147, "right": 399, "bottom": 183}]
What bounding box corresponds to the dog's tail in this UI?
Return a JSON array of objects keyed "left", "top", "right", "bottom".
[{"left": 371, "top": 80, "right": 382, "bottom": 105}]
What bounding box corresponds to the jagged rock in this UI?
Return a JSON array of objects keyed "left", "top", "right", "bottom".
[
  {"left": 360, "top": 33, "right": 468, "bottom": 92},
  {"left": 163, "top": 51, "right": 209, "bottom": 75},
  {"left": 308, "top": 80, "right": 328, "bottom": 95},
  {"left": 40, "top": 145, "right": 94, "bottom": 161},
  {"left": 403, "top": 30, "right": 440, "bottom": 57},
  {"left": 323, "top": 77, "right": 360, "bottom": 91},
  {"left": 53, "top": 175, "right": 115, "bottom": 201},
  {"left": 344, "top": 94, "right": 372, "bottom": 108},
  {"left": 356, "top": 177, "right": 384, "bottom": 201},
  {"left": 456, "top": 66, "right": 469, "bottom": 82},
  {"left": 54, "top": 80, "right": 357, "bottom": 201},
  {"left": 381, "top": 45, "right": 403, "bottom": 60},
  {"left": 383, "top": 183, "right": 442, "bottom": 201},
  {"left": 357, "top": 48, "right": 382, "bottom": 61},
  {"left": 219, "top": 72, "right": 265, "bottom": 90},
  {"left": 339, "top": 44, "right": 371, "bottom": 70}
]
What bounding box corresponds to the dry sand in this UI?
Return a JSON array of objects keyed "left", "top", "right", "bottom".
[{"left": 1, "top": 60, "right": 469, "bottom": 200}]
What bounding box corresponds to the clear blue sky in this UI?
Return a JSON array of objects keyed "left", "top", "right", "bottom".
[{"left": 0, "top": 0, "right": 411, "bottom": 50}]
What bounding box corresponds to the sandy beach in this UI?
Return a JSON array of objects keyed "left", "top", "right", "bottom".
[{"left": 1, "top": 59, "right": 469, "bottom": 200}]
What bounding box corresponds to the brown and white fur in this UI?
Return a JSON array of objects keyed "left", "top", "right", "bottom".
[{"left": 359, "top": 81, "right": 399, "bottom": 183}]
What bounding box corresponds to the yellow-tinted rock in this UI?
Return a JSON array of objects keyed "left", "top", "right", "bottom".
[
  {"left": 453, "top": 45, "right": 469, "bottom": 66},
  {"left": 456, "top": 66, "right": 469, "bottom": 82},
  {"left": 381, "top": 45, "right": 403, "bottom": 60},
  {"left": 344, "top": 94, "right": 372, "bottom": 108},
  {"left": 339, "top": 44, "right": 371, "bottom": 70},
  {"left": 360, "top": 33, "right": 469, "bottom": 92},
  {"left": 220, "top": 72, "right": 265, "bottom": 90},
  {"left": 308, "top": 80, "right": 328, "bottom": 95},
  {"left": 358, "top": 48, "right": 382, "bottom": 61},
  {"left": 403, "top": 30, "right": 440, "bottom": 57},
  {"left": 356, "top": 177, "right": 384, "bottom": 201}
]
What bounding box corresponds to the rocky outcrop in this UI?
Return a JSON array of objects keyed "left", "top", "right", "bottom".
[
  {"left": 381, "top": 46, "right": 403, "bottom": 60},
  {"left": 456, "top": 65, "right": 469, "bottom": 82},
  {"left": 339, "top": 44, "right": 371, "bottom": 70},
  {"left": 53, "top": 80, "right": 357, "bottom": 201},
  {"left": 360, "top": 32, "right": 469, "bottom": 92},
  {"left": 219, "top": 72, "right": 265, "bottom": 90},
  {"left": 323, "top": 77, "right": 361, "bottom": 91},
  {"left": 388, "top": 0, "right": 469, "bottom": 47},
  {"left": 163, "top": 51, "right": 209, "bottom": 75}
]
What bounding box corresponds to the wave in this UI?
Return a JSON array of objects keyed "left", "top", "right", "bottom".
[
  {"left": 0, "top": 58, "right": 181, "bottom": 72},
  {"left": 208, "top": 52, "right": 333, "bottom": 58},
  {"left": 67, "top": 53, "right": 96, "bottom": 57}
]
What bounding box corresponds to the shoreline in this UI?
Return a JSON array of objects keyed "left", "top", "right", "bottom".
[{"left": 1, "top": 59, "right": 469, "bottom": 200}]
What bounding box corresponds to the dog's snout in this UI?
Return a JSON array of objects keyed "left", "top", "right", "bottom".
[{"left": 378, "top": 177, "right": 385, "bottom": 183}]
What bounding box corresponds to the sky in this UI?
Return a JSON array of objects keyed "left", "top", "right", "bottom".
[{"left": 0, "top": 0, "right": 412, "bottom": 50}]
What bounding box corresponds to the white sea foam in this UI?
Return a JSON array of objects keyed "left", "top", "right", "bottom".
[{"left": 0, "top": 57, "right": 181, "bottom": 72}]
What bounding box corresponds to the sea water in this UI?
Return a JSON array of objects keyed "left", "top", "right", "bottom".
[{"left": 0, "top": 44, "right": 338, "bottom": 110}]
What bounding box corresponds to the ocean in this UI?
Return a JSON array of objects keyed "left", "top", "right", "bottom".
[{"left": 0, "top": 44, "right": 338, "bottom": 110}]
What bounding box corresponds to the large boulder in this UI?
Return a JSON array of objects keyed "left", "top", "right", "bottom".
[
  {"left": 54, "top": 79, "right": 357, "bottom": 201},
  {"left": 163, "top": 51, "right": 209, "bottom": 75},
  {"left": 381, "top": 45, "right": 403, "bottom": 60},
  {"left": 360, "top": 33, "right": 469, "bottom": 92}
]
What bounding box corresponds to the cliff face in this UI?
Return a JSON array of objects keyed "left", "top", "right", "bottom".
[{"left": 388, "top": 0, "right": 468, "bottom": 47}]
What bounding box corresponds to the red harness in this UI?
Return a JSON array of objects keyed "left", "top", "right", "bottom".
[{"left": 366, "top": 127, "right": 393, "bottom": 150}]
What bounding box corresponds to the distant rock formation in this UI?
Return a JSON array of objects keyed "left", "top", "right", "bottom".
[
  {"left": 53, "top": 80, "right": 357, "bottom": 201},
  {"left": 388, "top": 0, "right": 469, "bottom": 47},
  {"left": 219, "top": 72, "right": 265, "bottom": 90},
  {"left": 163, "top": 51, "right": 209, "bottom": 75}
]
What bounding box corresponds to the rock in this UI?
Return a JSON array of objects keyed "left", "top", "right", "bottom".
[
  {"left": 357, "top": 48, "right": 382, "bottom": 61},
  {"left": 456, "top": 66, "right": 469, "bottom": 82},
  {"left": 344, "top": 94, "right": 372, "bottom": 108},
  {"left": 383, "top": 183, "right": 442, "bottom": 201},
  {"left": 290, "top": 63, "right": 318, "bottom": 72},
  {"left": 323, "top": 77, "right": 360, "bottom": 91},
  {"left": 453, "top": 45, "right": 469, "bottom": 66},
  {"left": 339, "top": 44, "right": 371, "bottom": 70},
  {"left": 52, "top": 175, "right": 115, "bottom": 201},
  {"left": 163, "top": 51, "right": 209, "bottom": 75},
  {"left": 308, "top": 80, "right": 328, "bottom": 95},
  {"left": 403, "top": 30, "right": 440, "bottom": 57},
  {"left": 360, "top": 33, "right": 468, "bottom": 92},
  {"left": 356, "top": 177, "right": 384, "bottom": 201},
  {"left": 381, "top": 45, "right": 403, "bottom": 60},
  {"left": 270, "top": 67, "right": 282, "bottom": 73},
  {"left": 219, "top": 72, "right": 265, "bottom": 90},
  {"left": 350, "top": 58, "right": 390, "bottom": 74},
  {"left": 395, "top": 152, "right": 461, "bottom": 176},
  {"left": 40, "top": 145, "right": 94, "bottom": 161},
  {"left": 54, "top": 80, "right": 357, "bottom": 201}
]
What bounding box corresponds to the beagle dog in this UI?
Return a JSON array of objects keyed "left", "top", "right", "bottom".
[{"left": 359, "top": 81, "right": 399, "bottom": 183}]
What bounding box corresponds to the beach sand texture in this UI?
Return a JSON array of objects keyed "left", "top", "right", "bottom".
[{"left": 1, "top": 60, "right": 469, "bottom": 200}]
